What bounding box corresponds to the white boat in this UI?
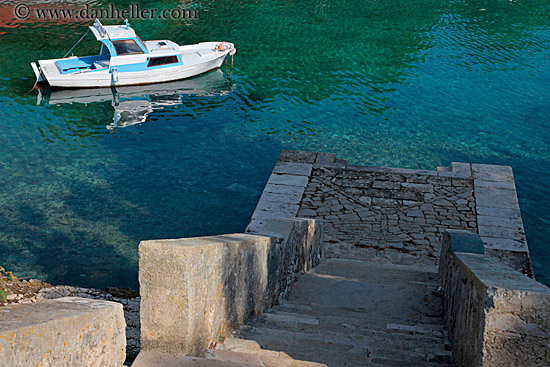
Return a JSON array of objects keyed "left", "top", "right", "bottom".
[
  {"left": 31, "top": 19, "right": 236, "bottom": 88},
  {"left": 37, "top": 69, "right": 234, "bottom": 128}
]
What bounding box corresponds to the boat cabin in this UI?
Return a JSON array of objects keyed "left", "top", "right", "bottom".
[{"left": 55, "top": 19, "right": 183, "bottom": 75}]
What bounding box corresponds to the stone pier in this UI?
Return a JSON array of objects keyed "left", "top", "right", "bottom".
[
  {"left": 248, "top": 150, "right": 533, "bottom": 276},
  {"left": 232, "top": 150, "right": 547, "bottom": 367}
]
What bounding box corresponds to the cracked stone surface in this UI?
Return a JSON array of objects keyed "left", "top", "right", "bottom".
[{"left": 297, "top": 167, "right": 476, "bottom": 269}]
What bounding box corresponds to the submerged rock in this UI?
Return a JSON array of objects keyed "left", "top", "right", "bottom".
[{"left": 226, "top": 183, "right": 259, "bottom": 197}]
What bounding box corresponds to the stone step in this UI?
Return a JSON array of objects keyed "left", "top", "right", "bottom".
[
  {"left": 248, "top": 316, "right": 449, "bottom": 353},
  {"left": 213, "top": 338, "right": 327, "bottom": 366},
  {"left": 256, "top": 309, "right": 447, "bottom": 339},
  {"left": 228, "top": 330, "right": 366, "bottom": 367},
  {"left": 279, "top": 294, "right": 444, "bottom": 321},
  {"left": 239, "top": 321, "right": 451, "bottom": 360},
  {"left": 308, "top": 259, "right": 441, "bottom": 285},
  {"left": 369, "top": 357, "right": 453, "bottom": 367},
  {"left": 272, "top": 302, "right": 446, "bottom": 329},
  {"left": 279, "top": 275, "right": 445, "bottom": 329},
  {"left": 132, "top": 348, "right": 327, "bottom": 367},
  {"left": 238, "top": 326, "right": 452, "bottom": 366},
  {"left": 208, "top": 348, "right": 326, "bottom": 367},
  {"left": 132, "top": 351, "right": 257, "bottom": 367},
  {"left": 232, "top": 258, "right": 453, "bottom": 367}
]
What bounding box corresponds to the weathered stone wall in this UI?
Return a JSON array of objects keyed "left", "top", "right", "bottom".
[
  {"left": 0, "top": 297, "right": 126, "bottom": 366},
  {"left": 138, "top": 217, "right": 321, "bottom": 357},
  {"left": 471, "top": 163, "right": 534, "bottom": 277},
  {"left": 247, "top": 161, "right": 313, "bottom": 233},
  {"left": 248, "top": 218, "right": 322, "bottom": 305},
  {"left": 440, "top": 231, "right": 550, "bottom": 367}
]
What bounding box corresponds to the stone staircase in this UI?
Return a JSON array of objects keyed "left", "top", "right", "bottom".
[
  {"left": 232, "top": 258, "right": 454, "bottom": 367},
  {"left": 132, "top": 258, "right": 453, "bottom": 367},
  {"left": 132, "top": 339, "right": 325, "bottom": 366},
  {"left": 132, "top": 347, "right": 324, "bottom": 366}
]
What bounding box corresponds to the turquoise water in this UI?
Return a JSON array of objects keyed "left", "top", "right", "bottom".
[{"left": 0, "top": 0, "right": 549, "bottom": 289}]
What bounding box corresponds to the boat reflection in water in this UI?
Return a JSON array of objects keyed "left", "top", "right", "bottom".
[{"left": 37, "top": 69, "right": 234, "bottom": 129}]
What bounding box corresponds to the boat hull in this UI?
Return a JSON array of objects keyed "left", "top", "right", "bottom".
[{"left": 35, "top": 42, "right": 235, "bottom": 88}]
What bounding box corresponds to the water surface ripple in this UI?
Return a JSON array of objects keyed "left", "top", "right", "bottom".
[{"left": 0, "top": 0, "right": 548, "bottom": 288}]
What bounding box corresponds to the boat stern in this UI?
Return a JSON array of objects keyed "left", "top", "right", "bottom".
[
  {"left": 32, "top": 59, "right": 65, "bottom": 86},
  {"left": 31, "top": 62, "right": 46, "bottom": 84}
]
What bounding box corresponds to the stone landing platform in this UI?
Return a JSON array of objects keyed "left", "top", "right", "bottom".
[{"left": 247, "top": 150, "right": 533, "bottom": 276}]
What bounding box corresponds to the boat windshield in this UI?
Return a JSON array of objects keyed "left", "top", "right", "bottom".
[
  {"left": 112, "top": 39, "right": 145, "bottom": 55},
  {"left": 99, "top": 44, "right": 111, "bottom": 61}
]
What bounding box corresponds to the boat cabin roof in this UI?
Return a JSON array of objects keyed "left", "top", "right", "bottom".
[{"left": 89, "top": 19, "right": 137, "bottom": 41}]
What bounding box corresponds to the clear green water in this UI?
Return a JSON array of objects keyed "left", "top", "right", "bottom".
[{"left": 1, "top": 0, "right": 549, "bottom": 289}]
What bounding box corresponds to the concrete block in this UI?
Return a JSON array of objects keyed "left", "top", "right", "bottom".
[
  {"left": 454, "top": 253, "right": 545, "bottom": 291},
  {"left": 474, "top": 187, "right": 519, "bottom": 209},
  {"left": 257, "top": 192, "right": 303, "bottom": 206},
  {"left": 475, "top": 206, "right": 521, "bottom": 219},
  {"left": 437, "top": 172, "right": 456, "bottom": 178},
  {"left": 252, "top": 209, "right": 295, "bottom": 221},
  {"left": 267, "top": 173, "right": 309, "bottom": 187},
  {"left": 139, "top": 218, "right": 322, "bottom": 357},
  {"left": 255, "top": 197, "right": 300, "bottom": 216},
  {"left": 246, "top": 219, "right": 266, "bottom": 233},
  {"left": 273, "top": 162, "right": 312, "bottom": 177},
  {"left": 481, "top": 237, "right": 528, "bottom": 252},
  {"left": 444, "top": 230, "right": 485, "bottom": 254},
  {"left": 451, "top": 162, "right": 471, "bottom": 174},
  {"left": 278, "top": 150, "right": 318, "bottom": 164},
  {"left": 263, "top": 184, "right": 306, "bottom": 197},
  {"left": 474, "top": 179, "right": 516, "bottom": 191},
  {"left": 440, "top": 241, "right": 549, "bottom": 367},
  {"left": 334, "top": 159, "right": 348, "bottom": 169},
  {"left": 0, "top": 297, "right": 126, "bottom": 367},
  {"left": 477, "top": 214, "right": 523, "bottom": 229},
  {"left": 252, "top": 218, "right": 323, "bottom": 303},
  {"left": 139, "top": 234, "right": 271, "bottom": 356},
  {"left": 471, "top": 164, "right": 514, "bottom": 182},
  {"left": 478, "top": 225, "right": 525, "bottom": 242},
  {"left": 314, "top": 153, "right": 336, "bottom": 167},
  {"left": 485, "top": 249, "right": 534, "bottom": 278}
]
